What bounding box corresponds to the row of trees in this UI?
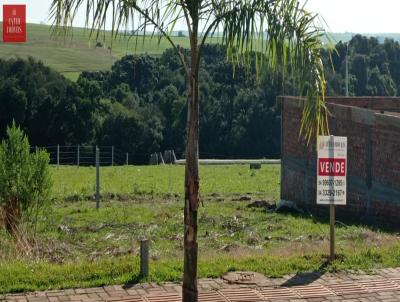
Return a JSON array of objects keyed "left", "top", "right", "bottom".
[
  {"left": 323, "top": 35, "right": 400, "bottom": 96},
  {"left": 1, "top": 35, "right": 400, "bottom": 163},
  {"left": 0, "top": 46, "right": 283, "bottom": 162}
]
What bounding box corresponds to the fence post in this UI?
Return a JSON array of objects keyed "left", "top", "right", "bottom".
[
  {"left": 96, "top": 146, "right": 100, "bottom": 209},
  {"left": 57, "top": 144, "right": 60, "bottom": 167},
  {"left": 140, "top": 239, "right": 149, "bottom": 277},
  {"left": 159, "top": 152, "right": 165, "bottom": 165},
  {"left": 126, "top": 152, "right": 129, "bottom": 166},
  {"left": 111, "top": 146, "right": 114, "bottom": 166},
  {"left": 77, "top": 145, "right": 80, "bottom": 167},
  {"left": 172, "top": 150, "right": 177, "bottom": 164}
]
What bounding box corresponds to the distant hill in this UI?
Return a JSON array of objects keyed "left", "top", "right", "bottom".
[
  {"left": 1, "top": 23, "right": 400, "bottom": 80},
  {"left": 0, "top": 23, "right": 193, "bottom": 80},
  {"left": 326, "top": 32, "right": 400, "bottom": 44}
]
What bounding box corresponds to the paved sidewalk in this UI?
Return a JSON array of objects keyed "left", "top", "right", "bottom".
[{"left": 3, "top": 268, "right": 400, "bottom": 301}]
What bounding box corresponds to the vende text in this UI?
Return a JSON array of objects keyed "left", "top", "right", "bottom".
[{"left": 318, "top": 158, "right": 346, "bottom": 176}]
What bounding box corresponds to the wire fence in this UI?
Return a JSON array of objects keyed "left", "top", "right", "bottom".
[
  {"left": 30, "top": 145, "right": 129, "bottom": 166},
  {"left": 29, "top": 145, "right": 275, "bottom": 167}
]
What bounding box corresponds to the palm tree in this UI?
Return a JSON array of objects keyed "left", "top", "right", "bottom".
[{"left": 50, "top": 1, "right": 329, "bottom": 301}]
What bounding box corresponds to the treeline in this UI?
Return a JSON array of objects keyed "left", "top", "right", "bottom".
[
  {"left": 1, "top": 35, "right": 400, "bottom": 162},
  {"left": 323, "top": 34, "right": 400, "bottom": 96},
  {"left": 0, "top": 46, "right": 282, "bottom": 162}
]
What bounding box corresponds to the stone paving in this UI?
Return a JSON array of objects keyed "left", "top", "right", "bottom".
[{"left": 3, "top": 268, "right": 400, "bottom": 301}]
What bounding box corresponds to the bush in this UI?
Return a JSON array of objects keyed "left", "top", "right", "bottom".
[{"left": 0, "top": 122, "right": 52, "bottom": 236}]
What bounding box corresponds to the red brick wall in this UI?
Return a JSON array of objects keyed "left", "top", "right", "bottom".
[{"left": 280, "top": 97, "right": 400, "bottom": 227}]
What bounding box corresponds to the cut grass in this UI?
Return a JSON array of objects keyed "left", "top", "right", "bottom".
[{"left": 0, "top": 165, "right": 400, "bottom": 294}]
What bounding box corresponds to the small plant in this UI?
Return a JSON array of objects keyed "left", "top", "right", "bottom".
[{"left": 0, "top": 122, "right": 52, "bottom": 237}]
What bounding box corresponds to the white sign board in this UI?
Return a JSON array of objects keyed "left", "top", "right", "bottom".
[{"left": 317, "top": 136, "right": 347, "bottom": 205}]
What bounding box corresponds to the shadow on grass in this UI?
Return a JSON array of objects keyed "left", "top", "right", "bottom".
[
  {"left": 122, "top": 274, "right": 149, "bottom": 289},
  {"left": 280, "top": 261, "right": 330, "bottom": 287}
]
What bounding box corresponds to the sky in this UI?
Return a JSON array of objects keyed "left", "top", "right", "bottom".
[{"left": 1, "top": 0, "right": 400, "bottom": 34}]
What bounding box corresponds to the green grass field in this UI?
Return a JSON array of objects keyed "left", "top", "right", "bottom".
[
  {"left": 1, "top": 165, "right": 400, "bottom": 294},
  {"left": 0, "top": 23, "right": 215, "bottom": 80},
  {"left": 50, "top": 165, "right": 280, "bottom": 200},
  {"left": 2, "top": 22, "right": 400, "bottom": 81}
]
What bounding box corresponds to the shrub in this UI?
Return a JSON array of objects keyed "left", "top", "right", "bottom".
[{"left": 0, "top": 122, "right": 52, "bottom": 236}]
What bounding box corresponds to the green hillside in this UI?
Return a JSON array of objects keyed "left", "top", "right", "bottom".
[
  {"left": 0, "top": 23, "right": 193, "bottom": 80},
  {"left": 2, "top": 23, "right": 400, "bottom": 81}
]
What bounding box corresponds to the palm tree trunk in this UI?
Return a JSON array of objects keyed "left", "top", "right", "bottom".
[{"left": 183, "top": 32, "right": 200, "bottom": 302}]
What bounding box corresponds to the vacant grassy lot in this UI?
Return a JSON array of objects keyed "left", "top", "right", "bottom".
[{"left": 1, "top": 165, "right": 400, "bottom": 294}]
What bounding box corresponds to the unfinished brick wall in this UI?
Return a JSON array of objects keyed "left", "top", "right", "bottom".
[{"left": 280, "top": 96, "right": 400, "bottom": 227}]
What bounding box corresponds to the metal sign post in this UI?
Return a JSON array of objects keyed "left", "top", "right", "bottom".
[{"left": 317, "top": 136, "right": 347, "bottom": 262}]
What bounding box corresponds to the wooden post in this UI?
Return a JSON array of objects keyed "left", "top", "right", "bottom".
[
  {"left": 330, "top": 203, "right": 335, "bottom": 261},
  {"left": 126, "top": 152, "right": 129, "bottom": 166},
  {"left": 140, "top": 239, "right": 149, "bottom": 277},
  {"left": 96, "top": 146, "right": 100, "bottom": 209},
  {"left": 329, "top": 135, "right": 335, "bottom": 262},
  {"left": 111, "top": 146, "right": 114, "bottom": 166}
]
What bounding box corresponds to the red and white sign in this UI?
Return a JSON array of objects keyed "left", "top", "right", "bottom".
[
  {"left": 317, "top": 136, "right": 347, "bottom": 205},
  {"left": 318, "top": 158, "right": 346, "bottom": 176},
  {"left": 2, "top": 5, "right": 26, "bottom": 43}
]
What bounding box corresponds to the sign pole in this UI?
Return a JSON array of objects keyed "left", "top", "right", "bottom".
[
  {"left": 317, "top": 135, "right": 347, "bottom": 263},
  {"left": 329, "top": 203, "right": 335, "bottom": 261}
]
